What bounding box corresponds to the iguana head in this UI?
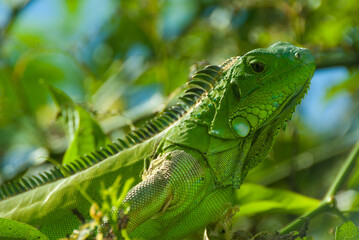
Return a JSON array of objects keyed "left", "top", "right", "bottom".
[{"left": 210, "top": 42, "right": 315, "bottom": 139}]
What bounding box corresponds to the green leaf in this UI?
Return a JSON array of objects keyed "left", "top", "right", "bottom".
[
  {"left": 335, "top": 221, "right": 359, "bottom": 240},
  {"left": 62, "top": 106, "right": 108, "bottom": 164},
  {"left": 234, "top": 183, "right": 320, "bottom": 217},
  {"left": 0, "top": 218, "right": 49, "bottom": 240},
  {"left": 41, "top": 80, "right": 74, "bottom": 108},
  {"left": 42, "top": 82, "right": 108, "bottom": 164}
]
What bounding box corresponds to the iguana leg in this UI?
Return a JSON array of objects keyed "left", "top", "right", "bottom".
[
  {"left": 162, "top": 186, "right": 234, "bottom": 239},
  {"left": 122, "top": 150, "right": 211, "bottom": 238},
  {"left": 121, "top": 157, "right": 172, "bottom": 233}
]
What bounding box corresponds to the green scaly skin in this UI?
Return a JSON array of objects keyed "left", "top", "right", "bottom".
[{"left": 0, "top": 42, "right": 315, "bottom": 240}]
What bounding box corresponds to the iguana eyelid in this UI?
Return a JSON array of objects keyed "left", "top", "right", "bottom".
[
  {"left": 250, "top": 62, "right": 265, "bottom": 73},
  {"left": 246, "top": 57, "right": 267, "bottom": 73}
]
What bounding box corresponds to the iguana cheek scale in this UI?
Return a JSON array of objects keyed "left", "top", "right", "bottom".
[
  {"left": 0, "top": 42, "right": 315, "bottom": 240},
  {"left": 231, "top": 117, "right": 251, "bottom": 137}
]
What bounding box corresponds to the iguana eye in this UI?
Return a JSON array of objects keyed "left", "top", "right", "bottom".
[
  {"left": 294, "top": 52, "right": 301, "bottom": 60},
  {"left": 250, "top": 62, "right": 265, "bottom": 73}
]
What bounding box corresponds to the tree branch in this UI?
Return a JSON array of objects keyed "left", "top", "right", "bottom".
[{"left": 280, "top": 140, "right": 359, "bottom": 234}]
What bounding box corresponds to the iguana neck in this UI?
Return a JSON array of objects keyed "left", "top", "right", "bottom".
[
  {"left": 175, "top": 80, "right": 247, "bottom": 186},
  {"left": 177, "top": 71, "right": 291, "bottom": 188}
]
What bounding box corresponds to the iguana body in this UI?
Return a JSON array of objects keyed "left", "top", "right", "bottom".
[{"left": 0, "top": 42, "right": 315, "bottom": 239}]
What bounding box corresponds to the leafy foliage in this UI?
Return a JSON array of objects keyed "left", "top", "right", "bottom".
[
  {"left": 43, "top": 82, "right": 109, "bottom": 164},
  {"left": 335, "top": 221, "right": 359, "bottom": 240},
  {"left": 0, "top": 0, "right": 359, "bottom": 239},
  {"left": 0, "top": 217, "right": 49, "bottom": 240},
  {"left": 234, "top": 183, "right": 319, "bottom": 217}
]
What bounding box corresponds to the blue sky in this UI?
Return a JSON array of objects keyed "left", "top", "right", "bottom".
[{"left": 300, "top": 67, "right": 351, "bottom": 135}]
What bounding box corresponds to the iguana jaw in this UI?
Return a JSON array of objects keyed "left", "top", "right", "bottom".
[
  {"left": 230, "top": 63, "right": 315, "bottom": 188},
  {"left": 261, "top": 65, "right": 314, "bottom": 130}
]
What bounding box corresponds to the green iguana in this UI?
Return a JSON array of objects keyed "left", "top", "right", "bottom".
[{"left": 0, "top": 42, "right": 315, "bottom": 240}]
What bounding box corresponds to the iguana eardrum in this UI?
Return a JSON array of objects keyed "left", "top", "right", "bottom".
[{"left": 0, "top": 42, "right": 315, "bottom": 240}]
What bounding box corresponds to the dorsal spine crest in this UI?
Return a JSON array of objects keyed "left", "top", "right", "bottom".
[{"left": 0, "top": 63, "right": 223, "bottom": 201}]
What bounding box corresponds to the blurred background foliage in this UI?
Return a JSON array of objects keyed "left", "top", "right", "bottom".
[{"left": 0, "top": 0, "right": 359, "bottom": 239}]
